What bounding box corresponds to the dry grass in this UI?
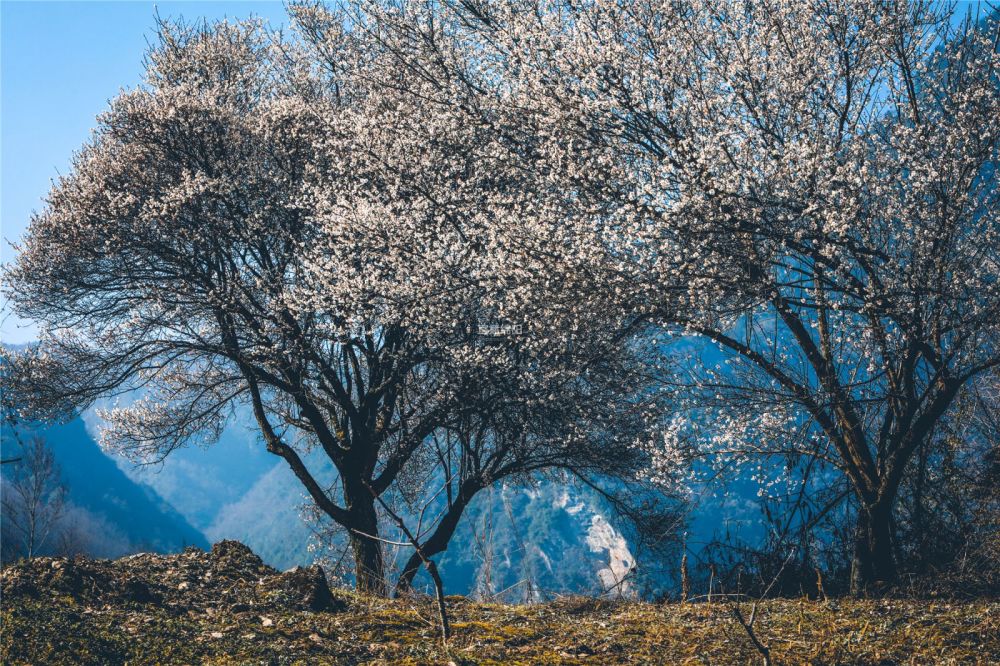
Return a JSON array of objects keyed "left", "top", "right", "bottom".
[{"left": 3, "top": 591, "right": 998, "bottom": 665}]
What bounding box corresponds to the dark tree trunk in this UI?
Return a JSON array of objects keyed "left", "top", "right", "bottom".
[
  {"left": 395, "top": 480, "right": 479, "bottom": 596},
  {"left": 350, "top": 531, "right": 386, "bottom": 596},
  {"left": 850, "top": 499, "right": 897, "bottom": 596},
  {"left": 345, "top": 488, "right": 387, "bottom": 597}
]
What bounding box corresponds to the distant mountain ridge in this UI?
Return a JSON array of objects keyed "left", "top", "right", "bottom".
[
  {"left": 3, "top": 344, "right": 727, "bottom": 598},
  {"left": 1, "top": 417, "right": 208, "bottom": 558},
  {"left": 4, "top": 352, "right": 670, "bottom": 595},
  {"left": 81, "top": 406, "right": 276, "bottom": 532},
  {"left": 77, "top": 405, "right": 668, "bottom": 596}
]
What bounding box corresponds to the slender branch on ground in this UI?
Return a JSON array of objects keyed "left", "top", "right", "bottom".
[
  {"left": 724, "top": 549, "right": 796, "bottom": 666},
  {"left": 363, "top": 482, "right": 451, "bottom": 645}
]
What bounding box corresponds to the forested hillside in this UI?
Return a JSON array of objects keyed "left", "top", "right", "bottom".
[{"left": 1, "top": 418, "right": 206, "bottom": 560}]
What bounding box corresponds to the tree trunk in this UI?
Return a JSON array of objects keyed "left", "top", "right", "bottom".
[
  {"left": 345, "top": 491, "right": 387, "bottom": 597},
  {"left": 395, "top": 480, "right": 479, "bottom": 596},
  {"left": 850, "top": 499, "right": 897, "bottom": 596}
]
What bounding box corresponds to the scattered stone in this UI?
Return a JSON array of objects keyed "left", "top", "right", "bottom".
[
  {"left": 256, "top": 565, "right": 345, "bottom": 613},
  {"left": 119, "top": 577, "right": 159, "bottom": 604}
]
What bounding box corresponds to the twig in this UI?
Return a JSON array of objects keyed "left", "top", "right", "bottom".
[
  {"left": 681, "top": 552, "right": 690, "bottom": 603},
  {"left": 725, "top": 549, "right": 796, "bottom": 666},
  {"left": 364, "top": 483, "right": 451, "bottom": 645},
  {"left": 731, "top": 602, "right": 772, "bottom": 666}
]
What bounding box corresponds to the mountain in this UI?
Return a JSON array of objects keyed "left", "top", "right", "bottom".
[
  {"left": 202, "top": 455, "right": 658, "bottom": 598},
  {"left": 82, "top": 408, "right": 275, "bottom": 532},
  {"left": 72, "top": 402, "right": 697, "bottom": 598},
  {"left": 74, "top": 400, "right": 675, "bottom": 596},
  {"left": 434, "top": 481, "right": 649, "bottom": 600},
  {"left": 206, "top": 462, "right": 316, "bottom": 570},
  {"left": 1, "top": 417, "right": 208, "bottom": 558}
]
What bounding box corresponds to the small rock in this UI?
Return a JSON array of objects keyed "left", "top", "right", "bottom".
[
  {"left": 210, "top": 632, "right": 224, "bottom": 639},
  {"left": 47, "top": 559, "right": 82, "bottom": 595},
  {"left": 119, "top": 578, "right": 158, "bottom": 604},
  {"left": 256, "top": 565, "right": 345, "bottom": 613},
  {"left": 261, "top": 616, "right": 274, "bottom": 627}
]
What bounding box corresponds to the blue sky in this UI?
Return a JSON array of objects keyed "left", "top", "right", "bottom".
[{"left": 1, "top": 1, "right": 288, "bottom": 343}]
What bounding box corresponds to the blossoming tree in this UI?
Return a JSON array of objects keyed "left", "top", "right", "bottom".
[
  {"left": 419, "top": 0, "right": 1000, "bottom": 593},
  {"left": 1, "top": 11, "right": 668, "bottom": 596}
]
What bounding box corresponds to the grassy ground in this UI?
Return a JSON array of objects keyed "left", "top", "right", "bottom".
[{"left": 3, "top": 592, "right": 998, "bottom": 665}]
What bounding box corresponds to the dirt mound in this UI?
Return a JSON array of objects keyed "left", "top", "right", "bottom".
[{"left": 0, "top": 540, "right": 346, "bottom": 614}]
